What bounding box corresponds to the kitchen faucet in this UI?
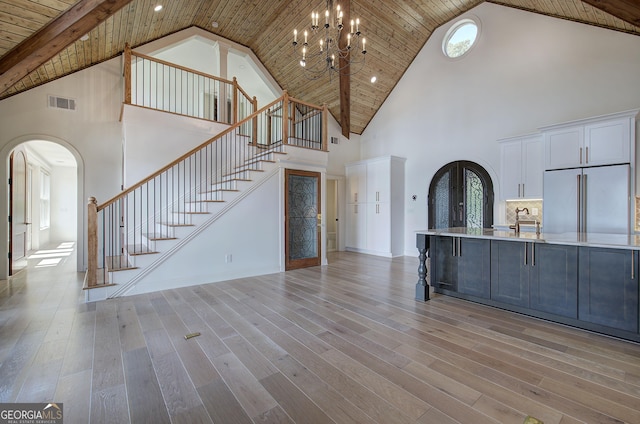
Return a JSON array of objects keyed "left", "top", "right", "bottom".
[{"left": 513, "top": 207, "right": 540, "bottom": 235}]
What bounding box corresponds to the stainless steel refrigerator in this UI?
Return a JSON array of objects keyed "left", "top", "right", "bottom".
[{"left": 543, "top": 164, "right": 630, "bottom": 234}]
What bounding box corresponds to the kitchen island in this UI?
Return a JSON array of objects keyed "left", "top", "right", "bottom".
[{"left": 416, "top": 228, "right": 640, "bottom": 343}]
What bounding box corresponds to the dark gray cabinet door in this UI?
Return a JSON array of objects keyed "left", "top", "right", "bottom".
[
  {"left": 458, "top": 238, "right": 491, "bottom": 299},
  {"left": 431, "top": 236, "right": 457, "bottom": 291},
  {"left": 578, "top": 247, "right": 638, "bottom": 333},
  {"left": 530, "top": 244, "right": 578, "bottom": 318},
  {"left": 490, "top": 240, "right": 529, "bottom": 307}
]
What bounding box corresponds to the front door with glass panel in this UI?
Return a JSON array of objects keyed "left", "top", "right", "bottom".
[
  {"left": 428, "top": 161, "right": 494, "bottom": 229},
  {"left": 285, "top": 169, "right": 321, "bottom": 270}
]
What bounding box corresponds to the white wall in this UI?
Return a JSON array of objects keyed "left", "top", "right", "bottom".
[
  {"left": 122, "top": 104, "right": 231, "bottom": 185},
  {"left": 50, "top": 166, "right": 77, "bottom": 242},
  {"left": 354, "top": 3, "right": 640, "bottom": 255},
  {"left": 127, "top": 170, "right": 283, "bottom": 295},
  {"left": 0, "top": 59, "right": 122, "bottom": 277}
]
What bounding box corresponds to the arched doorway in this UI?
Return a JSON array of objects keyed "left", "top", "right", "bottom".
[
  {"left": 4, "top": 139, "right": 80, "bottom": 277},
  {"left": 428, "top": 161, "right": 494, "bottom": 229}
]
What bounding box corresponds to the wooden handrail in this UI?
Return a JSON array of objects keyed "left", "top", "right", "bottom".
[
  {"left": 291, "top": 108, "right": 322, "bottom": 125},
  {"left": 235, "top": 80, "right": 253, "bottom": 104},
  {"left": 98, "top": 93, "right": 289, "bottom": 210},
  {"left": 130, "top": 49, "right": 235, "bottom": 86}
]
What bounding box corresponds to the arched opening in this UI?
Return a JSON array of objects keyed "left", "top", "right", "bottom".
[
  {"left": 428, "top": 161, "right": 494, "bottom": 229},
  {"left": 3, "top": 138, "right": 81, "bottom": 277}
]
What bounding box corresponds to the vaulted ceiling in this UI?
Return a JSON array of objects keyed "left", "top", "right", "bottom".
[{"left": 1, "top": 0, "right": 640, "bottom": 135}]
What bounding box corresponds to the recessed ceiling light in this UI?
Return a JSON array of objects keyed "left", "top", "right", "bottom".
[
  {"left": 370, "top": 76, "right": 377, "bottom": 83},
  {"left": 80, "top": 34, "right": 89, "bottom": 41},
  {"left": 154, "top": 4, "right": 163, "bottom": 12},
  {"left": 212, "top": 21, "right": 219, "bottom": 28}
]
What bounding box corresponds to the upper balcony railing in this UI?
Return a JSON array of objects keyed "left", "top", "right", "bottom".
[{"left": 123, "top": 43, "right": 257, "bottom": 125}]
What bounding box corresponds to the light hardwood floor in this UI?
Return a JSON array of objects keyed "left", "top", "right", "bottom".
[{"left": 1, "top": 245, "right": 639, "bottom": 423}]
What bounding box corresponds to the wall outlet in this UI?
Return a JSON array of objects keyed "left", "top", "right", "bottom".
[
  {"left": 225, "top": 254, "right": 232, "bottom": 263},
  {"left": 532, "top": 208, "right": 539, "bottom": 216}
]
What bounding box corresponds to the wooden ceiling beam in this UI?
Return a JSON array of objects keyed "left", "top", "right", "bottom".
[
  {"left": 580, "top": 0, "right": 640, "bottom": 26},
  {"left": 0, "top": 0, "right": 134, "bottom": 95},
  {"left": 338, "top": 0, "right": 351, "bottom": 139}
]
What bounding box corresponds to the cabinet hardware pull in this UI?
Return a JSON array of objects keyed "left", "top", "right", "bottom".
[
  {"left": 531, "top": 243, "right": 535, "bottom": 266},
  {"left": 579, "top": 147, "right": 583, "bottom": 164},
  {"left": 518, "top": 183, "right": 521, "bottom": 197},
  {"left": 522, "top": 184, "right": 525, "bottom": 198},
  {"left": 458, "top": 237, "right": 461, "bottom": 257},
  {"left": 452, "top": 237, "right": 456, "bottom": 256},
  {"left": 586, "top": 146, "right": 589, "bottom": 164},
  {"left": 632, "top": 252, "right": 635, "bottom": 280},
  {"left": 524, "top": 243, "right": 528, "bottom": 266},
  {"left": 582, "top": 174, "right": 587, "bottom": 232},
  {"left": 355, "top": 193, "right": 358, "bottom": 202},
  {"left": 576, "top": 174, "right": 581, "bottom": 233},
  {"left": 355, "top": 204, "right": 358, "bottom": 214}
]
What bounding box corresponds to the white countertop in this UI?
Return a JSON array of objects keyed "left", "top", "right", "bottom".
[{"left": 415, "top": 228, "right": 640, "bottom": 250}]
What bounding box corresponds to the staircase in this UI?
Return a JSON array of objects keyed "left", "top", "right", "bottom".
[{"left": 85, "top": 91, "right": 327, "bottom": 301}]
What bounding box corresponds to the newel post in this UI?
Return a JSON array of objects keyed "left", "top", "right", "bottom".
[
  {"left": 252, "top": 96, "right": 258, "bottom": 146},
  {"left": 124, "top": 43, "right": 132, "bottom": 105},
  {"left": 282, "top": 90, "right": 289, "bottom": 145},
  {"left": 232, "top": 77, "right": 239, "bottom": 124},
  {"left": 87, "top": 197, "right": 98, "bottom": 287}
]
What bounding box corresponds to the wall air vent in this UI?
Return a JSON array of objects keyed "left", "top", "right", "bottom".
[{"left": 48, "top": 95, "right": 76, "bottom": 111}]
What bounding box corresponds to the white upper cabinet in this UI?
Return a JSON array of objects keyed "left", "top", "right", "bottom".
[
  {"left": 346, "top": 163, "right": 367, "bottom": 204},
  {"left": 544, "top": 127, "right": 583, "bottom": 170},
  {"left": 365, "top": 158, "right": 391, "bottom": 203},
  {"left": 499, "top": 134, "right": 544, "bottom": 200},
  {"left": 542, "top": 110, "right": 637, "bottom": 170},
  {"left": 584, "top": 119, "right": 630, "bottom": 167}
]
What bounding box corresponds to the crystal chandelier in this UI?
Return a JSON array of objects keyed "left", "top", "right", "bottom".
[{"left": 292, "top": 0, "right": 367, "bottom": 80}]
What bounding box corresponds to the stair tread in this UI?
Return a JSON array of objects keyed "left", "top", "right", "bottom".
[
  {"left": 106, "top": 255, "right": 137, "bottom": 271},
  {"left": 83, "top": 268, "right": 117, "bottom": 289},
  {"left": 125, "top": 244, "right": 158, "bottom": 255},
  {"left": 143, "top": 233, "right": 177, "bottom": 241}
]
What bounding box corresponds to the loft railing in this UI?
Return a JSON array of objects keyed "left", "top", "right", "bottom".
[
  {"left": 123, "top": 44, "right": 257, "bottom": 125},
  {"left": 86, "top": 92, "right": 328, "bottom": 288}
]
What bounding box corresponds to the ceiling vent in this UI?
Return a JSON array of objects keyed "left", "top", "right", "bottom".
[{"left": 48, "top": 95, "right": 76, "bottom": 111}]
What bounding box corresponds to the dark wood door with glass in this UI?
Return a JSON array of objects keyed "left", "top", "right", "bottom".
[
  {"left": 428, "top": 161, "right": 494, "bottom": 229},
  {"left": 285, "top": 169, "right": 321, "bottom": 270}
]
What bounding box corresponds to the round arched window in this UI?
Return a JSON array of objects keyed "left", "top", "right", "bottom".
[{"left": 443, "top": 18, "right": 479, "bottom": 58}]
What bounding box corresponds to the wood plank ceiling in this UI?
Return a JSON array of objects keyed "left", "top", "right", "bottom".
[{"left": 1, "top": 0, "right": 640, "bottom": 135}]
